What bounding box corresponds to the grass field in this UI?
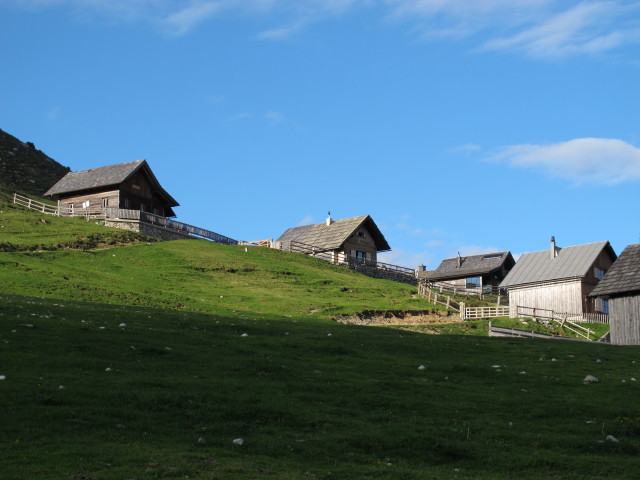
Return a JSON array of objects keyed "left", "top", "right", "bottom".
[{"left": 2, "top": 196, "right": 640, "bottom": 479}]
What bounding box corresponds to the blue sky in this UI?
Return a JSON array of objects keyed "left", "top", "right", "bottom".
[{"left": 1, "top": 0, "right": 639, "bottom": 268}]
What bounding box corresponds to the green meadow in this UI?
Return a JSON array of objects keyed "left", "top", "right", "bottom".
[{"left": 2, "top": 195, "right": 640, "bottom": 479}]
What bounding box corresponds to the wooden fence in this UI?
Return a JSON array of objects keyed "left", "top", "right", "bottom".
[
  {"left": 12, "top": 193, "right": 60, "bottom": 215},
  {"left": 418, "top": 283, "right": 461, "bottom": 311},
  {"left": 462, "top": 305, "right": 510, "bottom": 320},
  {"left": 488, "top": 322, "right": 581, "bottom": 341},
  {"left": 13, "top": 193, "right": 238, "bottom": 245},
  {"left": 515, "top": 306, "right": 596, "bottom": 341},
  {"left": 285, "top": 240, "right": 417, "bottom": 276}
]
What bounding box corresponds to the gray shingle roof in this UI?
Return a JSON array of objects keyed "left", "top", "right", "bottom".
[
  {"left": 590, "top": 244, "right": 640, "bottom": 297},
  {"left": 45, "top": 159, "right": 178, "bottom": 206},
  {"left": 500, "top": 241, "right": 614, "bottom": 288},
  {"left": 425, "top": 251, "right": 514, "bottom": 281},
  {"left": 277, "top": 215, "right": 391, "bottom": 252}
]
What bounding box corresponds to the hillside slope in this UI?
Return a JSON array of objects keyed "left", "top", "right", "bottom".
[
  {"left": 0, "top": 129, "right": 70, "bottom": 198},
  {"left": 0, "top": 199, "right": 431, "bottom": 319}
]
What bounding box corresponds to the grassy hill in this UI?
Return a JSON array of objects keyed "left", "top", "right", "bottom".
[{"left": 1, "top": 133, "right": 639, "bottom": 479}]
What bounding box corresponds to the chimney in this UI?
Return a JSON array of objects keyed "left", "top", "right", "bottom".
[
  {"left": 326, "top": 211, "right": 333, "bottom": 226},
  {"left": 457, "top": 252, "right": 462, "bottom": 268},
  {"left": 550, "top": 236, "right": 558, "bottom": 258}
]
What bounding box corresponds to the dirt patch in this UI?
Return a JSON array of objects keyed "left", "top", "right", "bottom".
[{"left": 333, "top": 309, "right": 461, "bottom": 325}]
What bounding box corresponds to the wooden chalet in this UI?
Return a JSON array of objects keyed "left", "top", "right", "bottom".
[
  {"left": 500, "top": 237, "right": 617, "bottom": 318},
  {"left": 275, "top": 214, "right": 390, "bottom": 264},
  {"left": 418, "top": 251, "right": 515, "bottom": 293},
  {"left": 44, "top": 159, "right": 178, "bottom": 217},
  {"left": 590, "top": 244, "right": 640, "bottom": 345}
]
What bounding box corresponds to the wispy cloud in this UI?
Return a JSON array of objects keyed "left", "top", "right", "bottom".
[
  {"left": 264, "top": 111, "right": 285, "bottom": 125},
  {"left": 297, "top": 214, "right": 315, "bottom": 226},
  {"left": 490, "top": 138, "right": 640, "bottom": 185},
  {"left": 8, "top": 0, "right": 640, "bottom": 57},
  {"left": 161, "top": 1, "right": 224, "bottom": 36}
]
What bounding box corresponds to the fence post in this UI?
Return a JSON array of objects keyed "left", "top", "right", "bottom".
[
  {"left": 446, "top": 296, "right": 451, "bottom": 309},
  {"left": 460, "top": 302, "right": 465, "bottom": 320}
]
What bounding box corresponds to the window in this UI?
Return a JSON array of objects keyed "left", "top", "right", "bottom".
[
  {"left": 466, "top": 277, "right": 481, "bottom": 289},
  {"left": 124, "top": 198, "right": 129, "bottom": 208},
  {"left": 594, "top": 268, "right": 606, "bottom": 281},
  {"left": 602, "top": 299, "right": 609, "bottom": 315},
  {"left": 68, "top": 203, "right": 74, "bottom": 214},
  {"left": 102, "top": 198, "right": 109, "bottom": 208}
]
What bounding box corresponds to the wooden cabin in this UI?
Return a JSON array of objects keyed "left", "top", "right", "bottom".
[
  {"left": 418, "top": 251, "right": 515, "bottom": 293},
  {"left": 275, "top": 214, "right": 390, "bottom": 264},
  {"left": 44, "top": 159, "right": 178, "bottom": 217},
  {"left": 500, "top": 237, "right": 617, "bottom": 318},
  {"left": 590, "top": 244, "right": 640, "bottom": 345}
]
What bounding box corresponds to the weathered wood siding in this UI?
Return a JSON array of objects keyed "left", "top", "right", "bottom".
[
  {"left": 120, "top": 171, "right": 168, "bottom": 215},
  {"left": 342, "top": 226, "right": 379, "bottom": 262},
  {"left": 508, "top": 279, "right": 583, "bottom": 317},
  {"left": 58, "top": 189, "right": 119, "bottom": 213},
  {"left": 610, "top": 295, "right": 640, "bottom": 345}
]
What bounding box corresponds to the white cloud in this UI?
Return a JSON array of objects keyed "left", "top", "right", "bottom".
[
  {"left": 161, "top": 1, "right": 224, "bottom": 36},
  {"left": 297, "top": 214, "right": 315, "bottom": 226},
  {"left": 481, "top": 2, "right": 638, "bottom": 58},
  {"left": 491, "top": 138, "right": 640, "bottom": 185},
  {"left": 8, "top": 0, "right": 640, "bottom": 57},
  {"left": 264, "top": 111, "right": 285, "bottom": 125},
  {"left": 379, "top": 248, "right": 432, "bottom": 269}
]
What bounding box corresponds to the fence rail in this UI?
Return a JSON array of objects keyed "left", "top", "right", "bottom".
[
  {"left": 516, "top": 306, "right": 597, "bottom": 341},
  {"left": 418, "top": 283, "right": 461, "bottom": 311},
  {"left": 12, "top": 193, "right": 60, "bottom": 215},
  {"left": 462, "top": 306, "right": 510, "bottom": 320},
  {"left": 424, "top": 280, "right": 507, "bottom": 297},
  {"left": 13, "top": 193, "right": 237, "bottom": 245},
  {"left": 285, "top": 240, "right": 416, "bottom": 276}
]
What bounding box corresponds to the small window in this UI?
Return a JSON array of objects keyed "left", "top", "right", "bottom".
[
  {"left": 102, "top": 198, "right": 109, "bottom": 208},
  {"left": 68, "top": 203, "right": 75, "bottom": 214},
  {"left": 466, "top": 277, "right": 481, "bottom": 288},
  {"left": 124, "top": 198, "right": 129, "bottom": 208},
  {"left": 595, "top": 268, "right": 606, "bottom": 281},
  {"left": 602, "top": 299, "right": 610, "bottom": 315}
]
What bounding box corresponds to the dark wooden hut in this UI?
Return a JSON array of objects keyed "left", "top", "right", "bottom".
[
  {"left": 44, "top": 159, "right": 178, "bottom": 217},
  {"left": 590, "top": 244, "right": 640, "bottom": 345}
]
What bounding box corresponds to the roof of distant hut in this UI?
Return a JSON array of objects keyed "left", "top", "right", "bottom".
[
  {"left": 420, "top": 251, "right": 514, "bottom": 281},
  {"left": 277, "top": 215, "right": 390, "bottom": 252},
  {"left": 501, "top": 240, "right": 616, "bottom": 288},
  {"left": 45, "top": 159, "right": 178, "bottom": 207},
  {"left": 590, "top": 244, "right": 640, "bottom": 298}
]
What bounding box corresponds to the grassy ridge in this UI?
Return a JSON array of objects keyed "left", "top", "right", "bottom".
[
  {"left": 2, "top": 294, "right": 640, "bottom": 479},
  {"left": 3, "top": 197, "right": 640, "bottom": 479}
]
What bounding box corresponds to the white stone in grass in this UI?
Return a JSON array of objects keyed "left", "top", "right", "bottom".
[
  {"left": 119, "top": 323, "right": 126, "bottom": 328},
  {"left": 327, "top": 333, "right": 332, "bottom": 336},
  {"left": 197, "top": 437, "right": 207, "bottom": 445},
  {"left": 606, "top": 435, "right": 619, "bottom": 443},
  {"left": 105, "top": 367, "right": 112, "bottom": 372},
  {"left": 519, "top": 371, "right": 527, "bottom": 375},
  {"left": 233, "top": 438, "right": 244, "bottom": 445},
  {"left": 418, "top": 365, "right": 426, "bottom": 370},
  {"left": 596, "top": 358, "right": 602, "bottom": 363},
  {"left": 491, "top": 365, "right": 501, "bottom": 369},
  {"left": 241, "top": 333, "right": 248, "bottom": 337},
  {"left": 0, "top": 375, "right": 5, "bottom": 380},
  {"left": 164, "top": 347, "right": 172, "bottom": 351},
  {"left": 583, "top": 375, "right": 599, "bottom": 383},
  {"left": 58, "top": 385, "right": 65, "bottom": 390},
  {"left": 632, "top": 378, "right": 637, "bottom": 382}
]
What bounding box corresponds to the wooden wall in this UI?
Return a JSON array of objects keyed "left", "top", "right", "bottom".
[
  {"left": 342, "top": 226, "right": 379, "bottom": 262},
  {"left": 57, "top": 189, "right": 119, "bottom": 213},
  {"left": 610, "top": 295, "right": 640, "bottom": 345},
  {"left": 508, "top": 280, "right": 584, "bottom": 316}
]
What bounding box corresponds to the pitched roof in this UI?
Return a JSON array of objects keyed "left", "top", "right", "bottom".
[
  {"left": 424, "top": 251, "right": 514, "bottom": 281},
  {"left": 277, "top": 215, "right": 391, "bottom": 252},
  {"left": 590, "top": 244, "right": 640, "bottom": 297},
  {"left": 44, "top": 159, "right": 178, "bottom": 206},
  {"left": 500, "top": 240, "right": 615, "bottom": 288}
]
